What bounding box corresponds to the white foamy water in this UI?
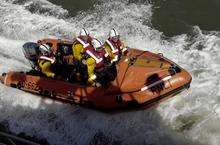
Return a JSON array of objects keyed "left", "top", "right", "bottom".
[{"left": 0, "top": 0, "right": 220, "bottom": 145}]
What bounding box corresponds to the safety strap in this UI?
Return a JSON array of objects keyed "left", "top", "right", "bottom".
[
  {"left": 39, "top": 56, "right": 55, "bottom": 64},
  {"left": 106, "top": 40, "right": 119, "bottom": 53},
  {"left": 104, "top": 51, "right": 109, "bottom": 57},
  {"left": 76, "top": 37, "right": 90, "bottom": 48},
  {"left": 86, "top": 50, "right": 103, "bottom": 64}
]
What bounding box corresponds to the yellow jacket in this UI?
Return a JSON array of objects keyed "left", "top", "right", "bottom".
[
  {"left": 72, "top": 42, "right": 96, "bottom": 83},
  {"left": 72, "top": 43, "right": 84, "bottom": 61},
  {"left": 86, "top": 57, "right": 96, "bottom": 83},
  {"left": 103, "top": 43, "right": 116, "bottom": 60},
  {"left": 38, "top": 59, "right": 55, "bottom": 78},
  {"left": 103, "top": 40, "right": 126, "bottom": 63}
]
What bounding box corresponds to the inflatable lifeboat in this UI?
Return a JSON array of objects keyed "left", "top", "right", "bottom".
[{"left": 0, "top": 38, "right": 192, "bottom": 110}]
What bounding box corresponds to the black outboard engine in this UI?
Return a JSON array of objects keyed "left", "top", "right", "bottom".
[{"left": 22, "top": 42, "right": 40, "bottom": 70}]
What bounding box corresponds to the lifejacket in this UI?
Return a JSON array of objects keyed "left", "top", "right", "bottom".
[
  {"left": 105, "top": 38, "right": 122, "bottom": 55},
  {"left": 36, "top": 55, "right": 56, "bottom": 73},
  {"left": 85, "top": 47, "right": 105, "bottom": 69},
  {"left": 38, "top": 55, "right": 56, "bottom": 64},
  {"left": 74, "top": 36, "right": 105, "bottom": 68},
  {"left": 74, "top": 36, "right": 93, "bottom": 48}
]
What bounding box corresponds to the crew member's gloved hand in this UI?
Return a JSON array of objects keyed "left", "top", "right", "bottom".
[
  {"left": 89, "top": 74, "right": 97, "bottom": 82},
  {"left": 51, "top": 73, "right": 55, "bottom": 78},
  {"left": 122, "top": 46, "right": 129, "bottom": 55},
  {"left": 82, "top": 59, "right": 87, "bottom": 65},
  {"left": 111, "top": 55, "right": 119, "bottom": 63}
]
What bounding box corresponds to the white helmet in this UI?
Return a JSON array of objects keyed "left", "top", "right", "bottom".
[
  {"left": 91, "top": 38, "right": 103, "bottom": 50},
  {"left": 79, "top": 28, "right": 90, "bottom": 36},
  {"left": 109, "top": 28, "right": 119, "bottom": 38},
  {"left": 39, "top": 44, "right": 51, "bottom": 55}
]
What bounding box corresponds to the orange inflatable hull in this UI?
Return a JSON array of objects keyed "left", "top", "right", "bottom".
[{"left": 0, "top": 38, "right": 192, "bottom": 110}]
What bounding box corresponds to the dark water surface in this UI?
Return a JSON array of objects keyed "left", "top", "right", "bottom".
[
  {"left": 48, "top": 0, "right": 96, "bottom": 16},
  {"left": 152, "top": 0, "right": 220, "bottom": 36},
  {"left": 48, "top": 0, "right": 220, "bottom": 36}
]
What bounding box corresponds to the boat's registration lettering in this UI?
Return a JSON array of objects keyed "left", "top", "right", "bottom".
[
  {"left": 67, "top": 91, "right": 81, "bottom": 104},
  {"left": 23, "top": 81, "right": 40, "bottom": 91}
]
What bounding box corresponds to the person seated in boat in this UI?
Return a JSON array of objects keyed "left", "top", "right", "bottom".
[
  {"left": 81, "top": 38, "right": 109, "bottom": 85},
  {"left": 104, "top": 28, "right": 128, "bottom": 63},
  {"left": 72, "top": 28, "right": 93, "bottom": 61},
  {"left": 71, "top": 28, "right": 93, "bottom": 82},
  {"left": 38, "top": 44, "right": 56, "bottom": 78}
]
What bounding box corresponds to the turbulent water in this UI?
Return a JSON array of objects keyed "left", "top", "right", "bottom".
[{"left": 0, "top": 0, "right": 220, "bottom": 145}]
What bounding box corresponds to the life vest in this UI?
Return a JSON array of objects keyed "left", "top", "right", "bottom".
[
  {"left": 38, "top": 55, "right": 56, "bottom": 64},
  {"left": 85, "top": 47, "right": 105, "bottom": 69},
  {"left": 74, "top": 36, "right": 93, "bottom": 48},
  {"left": 105, "top": 38, "right": 122, "bottom": 55},
  {"left": 75, "top": 36, "right": 105, "bottom": 68}
]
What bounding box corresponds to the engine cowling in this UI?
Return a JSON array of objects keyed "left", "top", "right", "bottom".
[{"left": 22, "top": 42, "right": 40, "bottom": 69}]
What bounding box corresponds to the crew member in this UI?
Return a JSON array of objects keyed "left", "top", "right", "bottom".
[
  {"left": 72, "top": 28, "right": 93, "bottom": 61},
  {"left": 38, "top": 44, "right": 56, "bottom": 78},
  {"left": 104, "top": 28, "right": 128, "bottom": 63},
  {"left": 84, "top": 38, "right": 108, "bottom": 84}
]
